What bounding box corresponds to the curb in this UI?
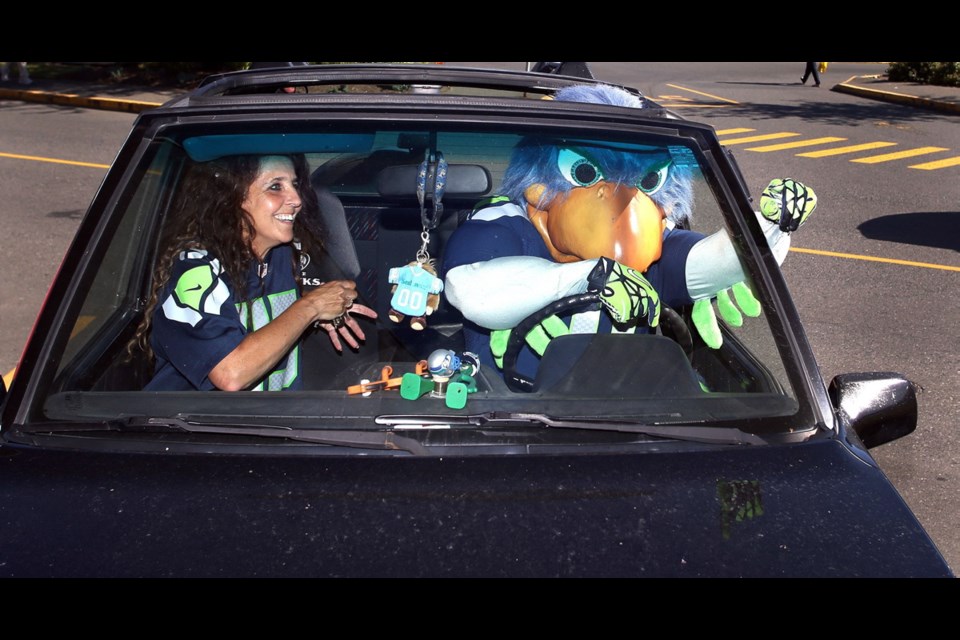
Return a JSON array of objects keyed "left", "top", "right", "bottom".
[
  {"left": 832, "top": 76, "right": 960, "bottom": 116},
  {"left": 0, "top": 87, "right": 163, "bottom": 113}
]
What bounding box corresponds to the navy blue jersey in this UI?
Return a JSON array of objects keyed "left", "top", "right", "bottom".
[{"left": 146, "top": 245, "right": 302, "bottom": 391}]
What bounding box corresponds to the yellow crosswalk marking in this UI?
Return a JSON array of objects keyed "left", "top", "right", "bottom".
[
  {"left": 746, "top": 137, "right": 847, "bottom": 152},
  {"left": 720, "top": 133, "right": 801, "bottom": 145},
  {"left": 909, "top": 156, "right": 960, "bottom": 170},
  {"left": 797, "top": 141, "right": 898, "bottom": 157},
  {"left": 711, "top": 125, "right": 958, "bottom": 169},
  {"left": 852, "top": 147, "right": 948, "bottom": 164}
]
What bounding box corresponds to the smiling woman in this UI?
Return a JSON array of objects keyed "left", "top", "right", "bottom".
[{"left": 132, "top": 153, "right": 376, "bottom": 391}]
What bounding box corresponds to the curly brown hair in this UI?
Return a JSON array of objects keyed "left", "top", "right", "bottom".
[{"left": 130, "top": 153, "right": 323, "bottom": 362}]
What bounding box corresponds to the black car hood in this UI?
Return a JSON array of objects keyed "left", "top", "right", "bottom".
[{"left": 0, "top": 437, "right": 950, "bottom": 578}]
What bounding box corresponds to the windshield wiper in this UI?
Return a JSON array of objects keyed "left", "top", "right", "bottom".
[
  {"left": 23, "top": 413, "right": 766, "bottom": 450},
  {"left": 23, "top": 417, "right": 429, "bottom": 454},
  {"left": 376, "top": 412, "right": 768, "bottom": 445}
]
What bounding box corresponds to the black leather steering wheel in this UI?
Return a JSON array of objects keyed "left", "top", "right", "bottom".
[{"left": 501, "top": 292, "right": 692, "bottom": 393}]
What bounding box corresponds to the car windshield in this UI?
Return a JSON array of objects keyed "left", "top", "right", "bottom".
[{"left": 36, "top": 115, "right": 809, "bottom": 439}]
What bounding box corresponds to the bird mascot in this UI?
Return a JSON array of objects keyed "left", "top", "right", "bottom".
[{"left": 441, "top": 84, "right": 817, "bottom": 379}]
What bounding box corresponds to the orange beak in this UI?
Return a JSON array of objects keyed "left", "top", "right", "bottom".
[{"left": 528, "top": 182, "right": 666, "bottom": 273}]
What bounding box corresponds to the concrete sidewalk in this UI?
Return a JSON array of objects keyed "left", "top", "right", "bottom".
[
  {"left": 2, "top": 74, "right": 960, "bottom": 115},
  {"left": 832, "top": 74, "right": 960, "bottom": 115}
]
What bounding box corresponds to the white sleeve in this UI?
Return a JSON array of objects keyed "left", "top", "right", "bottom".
[
  {"left": 445, "top": 256, "right": 597, "bottom": 329},
  {"left": 685, "top": 212, "right": 791, "bottom": 301}
]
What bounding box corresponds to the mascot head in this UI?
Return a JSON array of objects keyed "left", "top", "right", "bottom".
[{"left": 499, "top": 84, "right": 694, "bottom": 272}]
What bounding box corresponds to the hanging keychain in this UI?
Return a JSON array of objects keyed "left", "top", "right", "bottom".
[{"left": 387, "top": 150, "right": 447, "bottom": 331}]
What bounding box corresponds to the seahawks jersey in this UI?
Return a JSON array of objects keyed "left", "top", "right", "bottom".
[{"left": 146, "top": 245, "right": 301, "bottom": 391}]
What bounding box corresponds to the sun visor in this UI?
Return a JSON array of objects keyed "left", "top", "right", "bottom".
[{"left": 183, "top": 133, "right": 376, "bottom": 162}]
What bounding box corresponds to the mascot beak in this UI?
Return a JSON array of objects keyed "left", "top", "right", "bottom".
[
  {"left": 613, "top": 187, "right": 666, "bottom": 272},
  {"left": 528, "top": 181, "right": 665, "bottom": 273}
]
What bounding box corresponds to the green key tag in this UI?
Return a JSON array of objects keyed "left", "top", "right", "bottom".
[
  {"left": 445, "top": 381, "right": 468, "bottom": 410},
  {"left": 400, "top": 373, "right": 434, "bottom": 400}
]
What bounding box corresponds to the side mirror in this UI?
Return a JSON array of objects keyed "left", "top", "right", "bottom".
[{"left": 828, "top": 373, "right": 917, "bottom": 449}]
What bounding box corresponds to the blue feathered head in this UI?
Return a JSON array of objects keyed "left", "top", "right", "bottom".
[{"left": 499, "top": 84, "right": 694, "bottom": 225}]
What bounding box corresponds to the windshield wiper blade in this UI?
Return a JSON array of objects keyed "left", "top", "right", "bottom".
[
  {"left": 146, "top": 417, "right": 431, "bottom": 453},
  {"left": 376, "top": 412, "right": 767, "bottom": 445},
  {"left": 28, "top": 417, "right": 428, "bottom": 454}
]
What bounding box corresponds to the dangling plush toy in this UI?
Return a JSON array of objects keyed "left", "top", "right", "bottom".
[{"left": 387, "top": 259, "right": 443, "bottom": 331}]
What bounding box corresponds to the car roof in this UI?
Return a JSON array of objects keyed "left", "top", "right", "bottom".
[{"left": 153, "top": 63, "right": 685, "bottom": 121}]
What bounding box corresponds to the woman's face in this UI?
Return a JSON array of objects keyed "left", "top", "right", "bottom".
[{"left": 242, "top": 156, "right": 303, "bottom": 258}]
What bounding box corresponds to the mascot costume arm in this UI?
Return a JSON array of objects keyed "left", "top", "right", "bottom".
[
  {"left": 687, "top": 178, "right": 816, "bottom": 347},
  {"left": 446, "top": 257, "right": 594, "bottom": 329},
  {"left": 446, "top": 178, "right": 815, "bottom": 333}
]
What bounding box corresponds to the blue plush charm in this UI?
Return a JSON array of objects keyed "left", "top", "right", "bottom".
[{"left": 387, "top": 259, "right": 444, "bottom": 331}]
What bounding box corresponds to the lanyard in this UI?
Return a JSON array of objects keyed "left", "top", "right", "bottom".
[{"left": 415, "top": 149, "right": 447, "bottom": 263}]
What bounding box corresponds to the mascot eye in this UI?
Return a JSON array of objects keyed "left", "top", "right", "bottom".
[
  {"left": 557, "top": 148, "right": 604, "bottom": 187},
  {"left": 637, "top": 160, "right": 672, "bottom": 195}
]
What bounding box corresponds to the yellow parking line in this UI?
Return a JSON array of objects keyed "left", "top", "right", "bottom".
[
  {"left": 665, "top": 84, "right": 739, "bottom": 104},
  {"left": 746, "top": 137, "right": 847, "bottom": 152},
  {"left": 660, "top": 104, "right": 730, "bottom": 109},
  {"left": 798, "top": 141, "right": 897, "bottom": 157},
  {"left": 0, "top": 151, "right": 110, "bottom": 169},
  {"left": 909, "top": 156, "right": 960, "bottom": 170},
  {"left": 851, "top": 147, "right": 948, "bottom": 164},
  {"left": 721, "top": 133, "right": 801, "bottom": 146},
  {"left": 716, "top": 128, "right": 756, "bottom": 135},
  {"left": 791, "top": 247, "right": 960, "bottom": 272}
]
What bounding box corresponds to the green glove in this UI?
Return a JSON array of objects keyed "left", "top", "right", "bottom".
[
  {"left": 759, "top": 178, "right": 817, "bottom": 232},
  {"left": 588, "top": 257, "right": 660, "bottom": 328},
  {"left": 692, "top": 281, "right": 761, "bottom": 349},
  {"left": 489, "top": 315, "right": 569, "bottom": 369}
]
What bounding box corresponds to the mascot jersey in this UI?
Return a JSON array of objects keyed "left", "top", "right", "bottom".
[
  {"left": 388, "top": 263, "right": 443, "bottom": 317},
  {"left": 442, "top": 199, "right": 703, "bottom": 376},
  {"left": 146, "top": 245, "right": 302, "bottom": 391}
]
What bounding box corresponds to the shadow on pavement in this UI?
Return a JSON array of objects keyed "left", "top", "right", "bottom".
[{"left": 858, "top": 212, "right": 960, "bottom": 252}]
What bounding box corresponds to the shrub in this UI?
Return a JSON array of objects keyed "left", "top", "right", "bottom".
[{"left": 887, "top": 62, "right": 960, "bottom": 87}]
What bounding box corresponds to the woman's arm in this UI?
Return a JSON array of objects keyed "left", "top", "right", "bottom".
[{"left": 209, "top": 279, "right": 365, "bottom": 391}]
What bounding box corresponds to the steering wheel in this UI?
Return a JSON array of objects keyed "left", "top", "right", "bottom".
[{"left": 501, "top": 292, "right": 692, "bottom": 393}]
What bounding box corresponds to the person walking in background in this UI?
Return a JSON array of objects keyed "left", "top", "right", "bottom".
[
  {"left": 1, "top": 62, "right": 31, "bottom": 84},
  {"left": 800, "top": 62, "right": 821, "bottom": 87}
]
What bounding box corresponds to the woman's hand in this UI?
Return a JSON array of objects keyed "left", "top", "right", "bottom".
[
  {"left": 301, "top": 281, "right": 378, "bottom": 351},
  {"left": 315, "top": 302, "right": 377, "bottom": 351},
  {"left": 300, "top": 280, "right": 360, "bottom": 320}
]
